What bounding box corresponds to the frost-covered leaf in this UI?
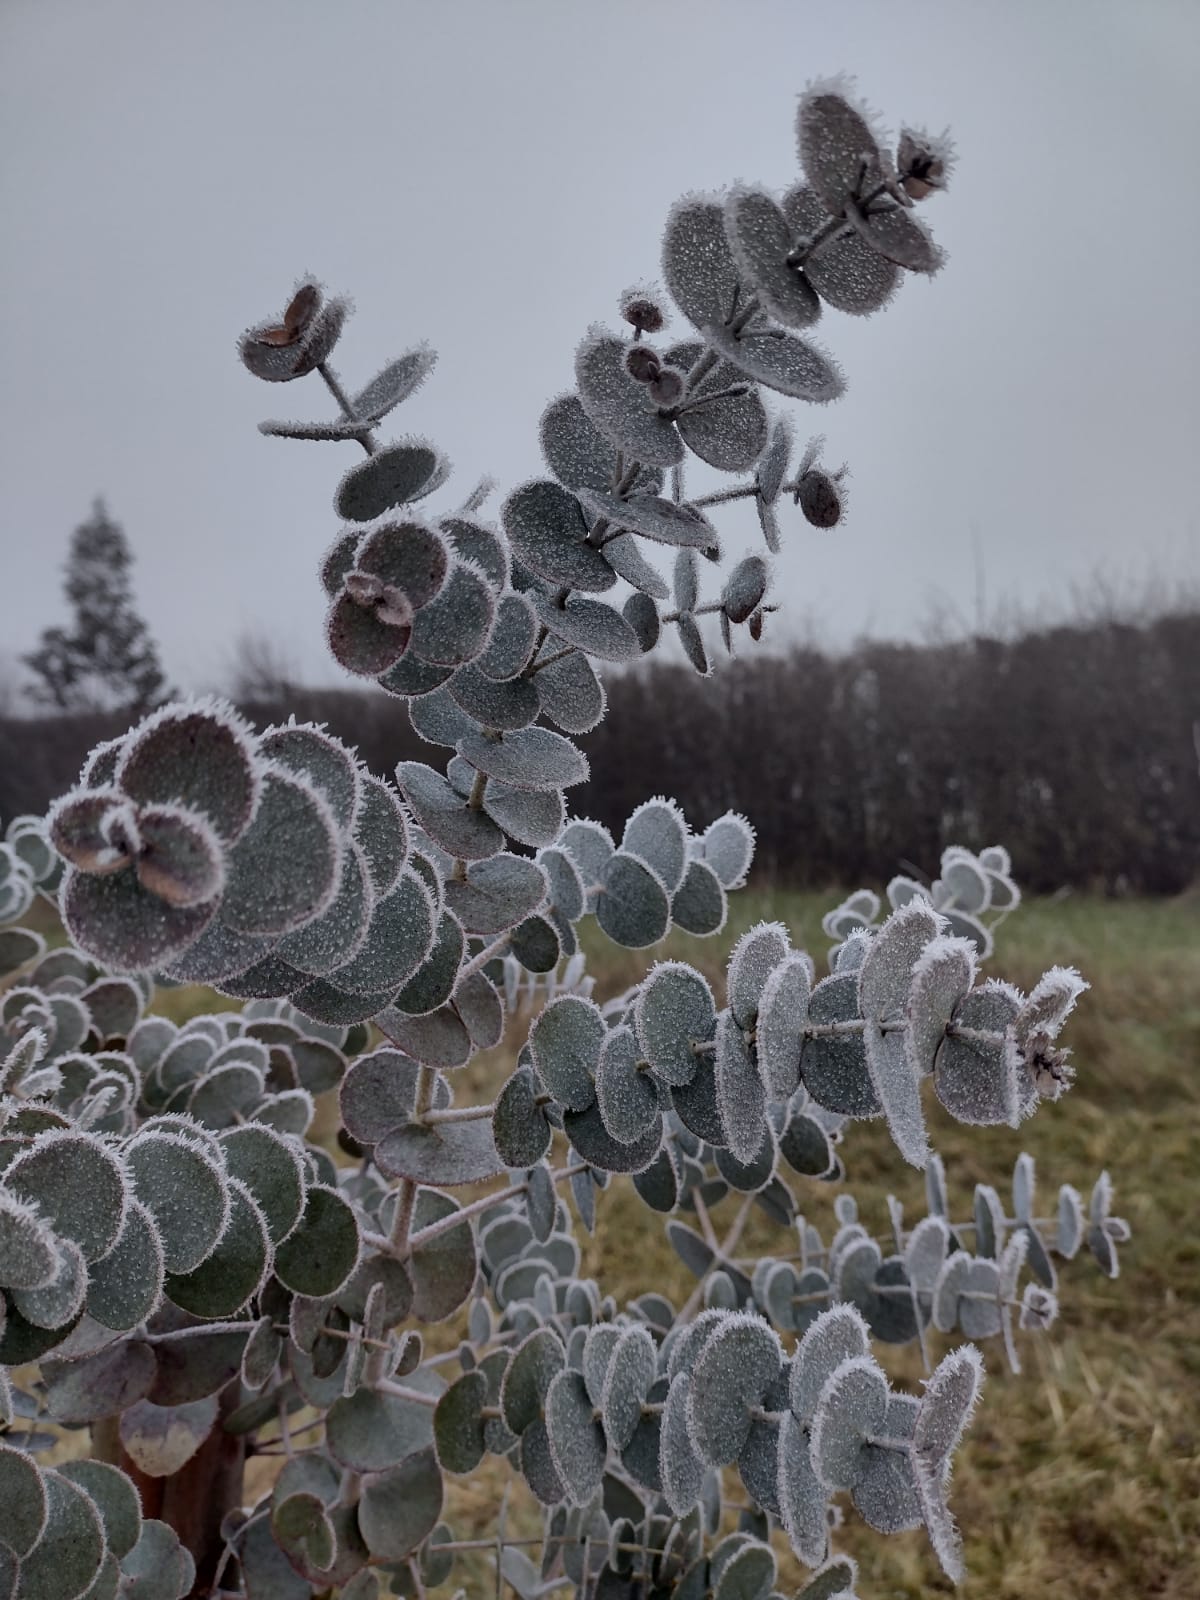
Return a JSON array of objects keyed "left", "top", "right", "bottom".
[
  {"left": 409, "top": 558, "right": 497, "bottom": 667},
  {"left": 6, "top": 1130, "right": 128, "bottom": 1263},
  {"left": 444, "top": 853, "right": 548, "bottom": 935},
  {"left": 757, "top": 954, "right": 810, "bottom": 1099},
  {"left": 810, "top": 1354, "right": 889, "bottom": 1491},
  {"left": 935, "top": 981, "right": 1022, "bottom": 1128},
  {"left": 272, "top": 1184, "right": 359, "bottom": 1297},
  {"left": 911, "top": 1344, "right": 985, "bottom": 1582},
  {"left": 476, "top": 591, "right": 540, "bottom": 681},
  {"left": 544, "top": 1367, "right": 606, "bottom": 1504},
  {"left": 326, "top": 1377, "right": 438, "bottom": 1472},
  {"left": 662, "top": 196, "right": 743, "bottom": 336},
  {"left": 358, "top": 1446, "right": 444, "bottom": 1560},
  {"left": 596, "top": 1024, "right": 660, "bottom": 1145},
  {"left": 715, "top": 1010, "right": 766, "bottom": 1163},
  {"left": 460, "top": 727, "right": 588, "bottom": 792},
  {"left": 700, "top": 812, "right": 755, "bottom": 889},
  {"left": 397, "top": 761, "right": 503, "bottom": 860},
  {"left": 802, "top": 972, "right": 877, "bottom": 1117},
  {"left": 672, "top": 857, "right": 727, "bottom": 936},
  {"left": 164, "top": 1177, "right": 271, "bottom": 1318},
  {"left": 597, "top": 851, "right": 671, "bottom": 948},
  {"left": 622, "top": 799, "right": 688, "bottom": 895},
  {"left": 859, "top": 902, "right": 940, "bottom": 1165},
  {"left": 125, "top": 1130, "right": 228, "bottom": 1274},
  {"left": 376, "top": 1117, "right": 503, "bottom": 1187},
  {"left": 576, "top": 329, "right": 684, "bottom": 468},
  {"left": 688, "top": 1314, "right": 782, "bottom": 1466},
  {"left": 18, "top": 1468, "right": 106, "bottom": 1600},
  {"left": 335, "top": 442, "right": 445, "bottom": 520},
  {"left": 534, "top": 648, "right": 607, "bottom": 736},
  {"left": 533, "top": 591, "right": 641, "bottom": 662},
  {"left": 702, "top": 319, "right": 843, "bottom": 404},
  {"left": 531, "top": 994, "right": 604, "bottom": 1110},
  {"left": 579, "top": 489, "right": 716, "bottom": 551},
  {"left": 725, "top": 185, "right": 821, "bottom": 328},
  {"left": 502, "top": 479, "right": 616, "bottom": 593},
  {"left": 221, "top": 766, "right": 340, "bottom": 936},
  {"left": 784, "top": 184, "right": 899, "bottom": 316},
  {"left": 635, "top": 961, "right": 714, "bottom": 1086},
  {"left": 116, "top": 701, "right": 260, "bottom": 843},
  {"left": 906, "top": 935, "right": 974, "bottom": 1079}
]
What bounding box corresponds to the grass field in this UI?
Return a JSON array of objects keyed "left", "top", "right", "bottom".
[{"left": 78, "top": 888, "right": 1200, "bottom": 1596}]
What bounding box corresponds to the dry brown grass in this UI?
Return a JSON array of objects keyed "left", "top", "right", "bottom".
[{"left": 132, "top": 890, "right": 1200, "bottom": 1594}]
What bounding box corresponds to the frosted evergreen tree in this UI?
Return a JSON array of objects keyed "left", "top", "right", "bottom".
[{"left": 23, "top": 499, "right": 173, "bottom": 714}]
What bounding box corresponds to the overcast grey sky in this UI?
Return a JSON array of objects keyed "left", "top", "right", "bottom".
[{"left": 2, "top": 0, "right": 1197, "bottom": 693}]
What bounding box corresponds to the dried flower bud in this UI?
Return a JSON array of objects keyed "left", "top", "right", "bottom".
[
  {"left": 647, "top": 367, "right": 685, "bottom": 407},
  {"left": 897, "top": 127, "right": 955, "bottom": 200},
  {"left": 1023, "top": 1030, "right": 1075, "bottom": 1103},
  {"left": 749, "top": 609, "right": 765, "bottom": 642},
  {"left": 625, "top": 346, "right": 662, "bottom": 384},
  {"left": 619, "top": 284, "right": 667, "bottom": 333},
  {"left": 1018, "top": 1282, "right": 1058, "bottom": 1331},
  {"left": 344, "top": 570, "right": 386, "bottom": 609},
  {"left": 797, "top": 468, "right": 845, "bottom": 528}
]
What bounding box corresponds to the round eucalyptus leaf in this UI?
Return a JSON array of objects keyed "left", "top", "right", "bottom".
[
  {"left": 406, "top": 1187, "right": 477, "bottom": 1322},
  {"left": 935, "top": 981, "right": 1022, "bottom": 1127},
  {"left": 595, "top": 1025, "right": 661, "bottom": 1144},
  {"left": 530, "top": 995, "right": 604, "bottom": 1110},
  {"left": 540, "top": 391, "right": 663, "bottom": 495},
  {"left": 19, "top": 1469, "right": 106, "bottom": 1600},
  {"left": 533, "top": 592, "right": 641, "bottom": 662},
  {"left": 493, "top": 1066, "right": 553, "bottom": 1167},
  {"left": 373, "top": 1004, "right": 472, "bottom": 1069},
  {"left": 501, "top": 1327, "right": 565, "bottom": 1434},
  {"left": 660, "top": 1373, "right": 706, "bottom": 1516},
  {"left": 725, "top": 185, "right": 821, "bottom": 328},
  {"left": 848, "top": 198, "right": 943, "bottom": 273},
  {"left": 784, "top": 184, "right": 899, "bottom": 315},
  {"left": 62, "top": 866, "right": 217, "bottom": 975},
  {"left": 0, "top": 1440, "right": 48, "bottom": 1556},
  {"left": 435, "top": 1368, "right": 488, "bottom": 1473},
  {"left": 459, "top": 727, "right": 588, "bottom": 793},
  {"left": 580, "top": 489, "right": 716, "bottom": 551},
  {"left": 221, "top": 767, "right": 340, "bottom": 937},
  {"left": 335, "top": 443, "right": 444, "bottom": 520},
  {"left": 728, "top": 921, "right": 790, "bottom": 1030},
  {"left": 501, "top": 479, "right": 616, "bottom": 592},
  {"left": 789, "top": 1303, "right": 870, "bottom": 1425},
  {"left": 86, "top": 1198, "right": 164, "bottom": 1331},
  {"left": 575, "top": 330, "right": 684, "bottom": 468},
  {"left": 673, "top": 354, "right": 769, "bottom": 473},
  {"left": 164, "top": 1177, "right": 271, "bottom": 1318},
  {"left": 326, "top": 1375, "right": 438, "bottom": 1471},
  {"left": 757, "top": 954, "right": 810, "bottom": 1099},
  {"left": 713, "top": 1539, "right": 777, "bottom": 1600},
  {"left": 810, "top": 1355, "right": 889, "bottom": 1491},
  {"left": 509, "top": 912, "right": 560, "bottom": 974},
  {"left": 396, "top": 762, "right": 503, "bottom": 861},
  {"left": 597, "top": 852, "right": 670, "bottom": 949},
  {"left": 544, "top": 1368, "right": 607, "bottom": 1504},
  {"left": 796, "top": 82, "right": 888, "bottom": 212},
  {"left": 358, "top": 1446, "right": 444, "bottom": 1561},
  {"left": 409, "top": 559, "right": 497, "bottom": 668},
  {"left": 722, "top": 555, "right": 770, "bottom": 625},
  {"left": 533, "top": 649, "right": 607, "bottom": 738},
  {"left": 444, "top": 853, "right": 548, "bottom": 935},
  {"left": 801, "top": 973, "right": 878, "bottom": 1117},
  {"left": 600, "top": 1324, "right": 656, "bottom": 1452},
  {"left": 601, "top": 532, "right": 670, "bottom": 599},
  {"left": 449, "top": 662, "right": 540, "bottom": 730},
  {"left": 776, "top": 1411, "right": 829, "bottom": 1568},
  {"left": 701, "top": 319, "right": 843, "bottom": 404},
  {"left": 715, "top": 1011, "right": 766, "bottom": 1164},
  {"left": 58, "top": 1459, "right": 141, "bottom": 1561},
  {"left": 407, "top": 684, "right": 482, "bottom": 750},
  {"left": 394, "top": 911, "right": 465, "bottom": 1015},
  {"left": 662, "top": 197, "right": 742, "bottom": 336},
  {"left": 907, "top": 935, "right": 974, "bottom": 1079},
  {"left": 671, "top": 858, "right": 727, "bottom": 937},
  {"left": 116, "top": 702, "right": 259, "bottom": 844},
  {"left": 376, "top": 1118, "right": 503, "bottom": 1187},
  {"left": 125, "top": 1131, "right": 229, "bottom": 1274},
  {"left": 273, "top": 1184, "right": 359, "bottom": 1297},
  {"left": 623, "top": 591, "right": 661, "bottom": 653},
  {"left": 622, "top": 799, "right": 688, "bottom": 894},
  {"left": 0, "top": 1189, "right": 59, "bottom": 1289},
  {"left": 688, "top": 1315, "right": 782, "bottom": 1466},
  {"left": 779, "top": 1112, "right": 834, "bottom": 1178},
  {"left": 701, "top": 813, "right": 755, "bottom": 889}
]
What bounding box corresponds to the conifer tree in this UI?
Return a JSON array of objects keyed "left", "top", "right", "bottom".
[{"left": 23, "top": 498, "right": 173, "bottom": 714}]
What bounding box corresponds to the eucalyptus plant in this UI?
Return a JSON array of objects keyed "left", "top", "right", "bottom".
[{"left": 0, "top": 78, "right": 1127, "bottom": 1600}]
